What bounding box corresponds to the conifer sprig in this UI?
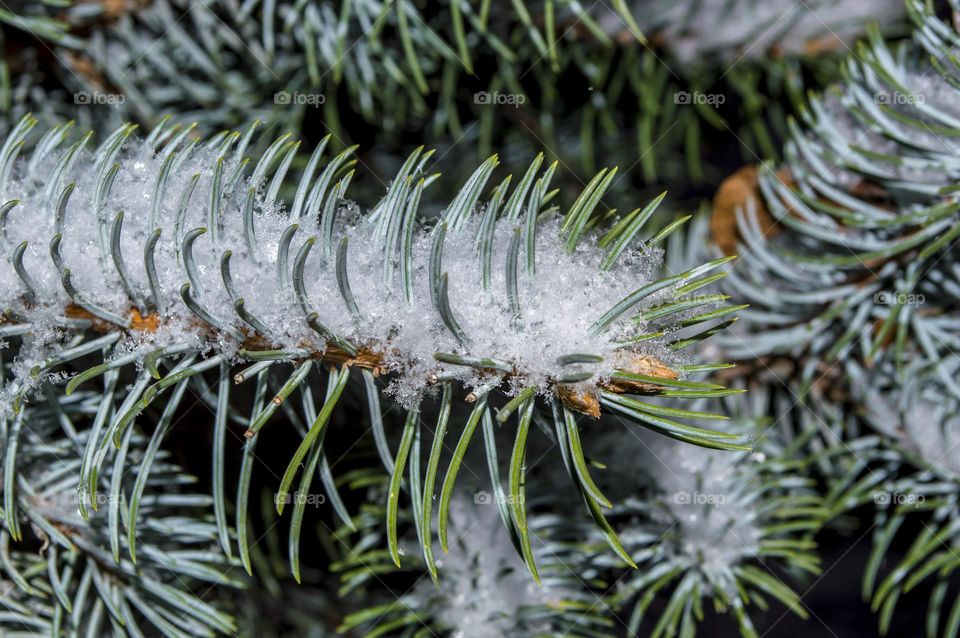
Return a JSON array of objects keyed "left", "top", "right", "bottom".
[
  {"left": 0, "top": 117, "right": 744, "bottom": 583},
  {"left": 0, "top": 375, "right": 239, "bottom": 635}
]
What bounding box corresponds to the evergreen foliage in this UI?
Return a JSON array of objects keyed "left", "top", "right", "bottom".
[{"left": 0, "top": 1, "right": 956, "bottom": 637}]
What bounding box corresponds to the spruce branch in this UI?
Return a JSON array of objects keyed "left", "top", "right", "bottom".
[
  {"left": 0, "top": 118, "right": 744, "bottom": 584},
  {"left": 36, "top": 0, "right": 909, "bottom": 189},
  {"left": 0, "top": 376, "right": 239, "bottom": 635},
  {"left": 706, "top": 3, "right": 960, "bottom": 634},
  {"left": 712, "top": 0, "right": 960, "bottom": 400},
  {"left": 592, "top": 414, "right": 825, "bottom": 638},
  {"left": 334, "top": 485, "right": 609, "bottom": 638}
]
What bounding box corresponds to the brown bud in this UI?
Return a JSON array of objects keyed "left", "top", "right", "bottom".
[
  {"left": 556, "top": 385, "right": 601, "bottom": 419},
  {"left": 603, "top": 353, "right": 679, "bottom": 394}
]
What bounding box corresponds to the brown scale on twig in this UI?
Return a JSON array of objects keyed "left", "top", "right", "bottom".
[
  {"left": 30, "top": 305, "right": 682, "bottom": 419},
  {"left": 606, "top": 352, "right": 678, "bottom": 391},
  {"left": 556, "top": 352, "right": 680, "bottom": 418}
]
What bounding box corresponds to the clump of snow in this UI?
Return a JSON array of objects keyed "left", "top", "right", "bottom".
[
  {"left": 649, "top": 436, "right": 761, "bottom": 578},
  {"left": 865, "top": 376, "right": 960, "bottom": 477},
  {"left": 0, "top": 123, "right": 683, "bottom": 411},
  {"left": 591, "top": 422, "right": 764, "bottom": 591},
  {"left": 408, "top": 495, "right": 574, "bottom": 637}
]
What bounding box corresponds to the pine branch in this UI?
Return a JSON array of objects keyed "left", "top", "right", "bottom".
[{"left": 707, "top": 4, "right": 960, "bottom": 634}]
